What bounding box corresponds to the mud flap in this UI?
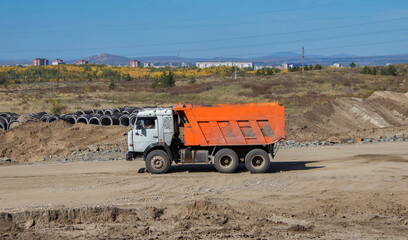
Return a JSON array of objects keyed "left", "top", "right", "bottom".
[{"left": 126, "top": 152, "right": 133, "bottom": 161}]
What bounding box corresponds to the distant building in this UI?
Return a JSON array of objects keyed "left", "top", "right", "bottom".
[
  {"left": 181, "top": 62, "right": 188, "bottom": 67},
  {"left": 32, "top": 58, "right": 49, "bottom": 66},
  {"left": 332, "top": 63, "right": 342, "bottom": 68},
  {"left": 130, "top": 60, "right": 141, "bottom": 67},
  {"left": 52, "top": 59, "right": 64, "bottom": 65},
  {"left": 76, "top": 60, "right": 88, "bottom": 65},
  {"left": 144, "top": 63, "right": 154, "bottom": 67},
  {"left": 386, "top": 63, "right": 393, "bottom": 66},
  {"left": 196, "top": 61, "right": 254, "bottom": 69},
  {"left": 281, "top": 63, "right": 295, "bottom": 69}
]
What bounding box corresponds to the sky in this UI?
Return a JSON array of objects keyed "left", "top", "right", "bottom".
[{"left": 0, "top": 0, "right": 408, "bottom": 60}]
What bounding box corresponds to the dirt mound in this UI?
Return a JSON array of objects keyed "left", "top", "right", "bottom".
[
  {"left": 0, "top": 120, "right": 129, "bottom": 162},
  {"left": 164, "top": 199, "right": 238, "bottom": 220},
  {"left": 287, "top": 91, "right": 408, "bottom": 141}
]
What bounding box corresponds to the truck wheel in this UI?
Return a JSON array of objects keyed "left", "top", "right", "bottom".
[
  {"left": 145, "top": 150, "right": 171, "bottom": 174},
  {"left": 214, "top": 148, "right": 239, "bottom": 173},
  {"left": 245, "top": 149, "right": 270, "bottom": 173}
]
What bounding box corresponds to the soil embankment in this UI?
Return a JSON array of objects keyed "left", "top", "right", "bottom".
[
  {"left": 0, "top": 120, "right": 128, "bottom": 162},
  {"left": 287, "top": 91, "right": 408, "bottom": 141}
]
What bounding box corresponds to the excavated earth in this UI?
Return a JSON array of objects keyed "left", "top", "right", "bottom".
[
  {"left": 287, "top": 91, "right": 408, "bottom": 141},
  {"left": 0, "top": 120, "right": 129, "bottom": 162}
]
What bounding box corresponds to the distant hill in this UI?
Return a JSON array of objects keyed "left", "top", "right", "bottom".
[{"left": 84, "top": 54, "right": 131, "bottom": 66}]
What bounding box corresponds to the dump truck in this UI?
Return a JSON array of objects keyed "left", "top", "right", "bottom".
[{"left": 126, "top": 103, "right": 285, "bottom": 174}]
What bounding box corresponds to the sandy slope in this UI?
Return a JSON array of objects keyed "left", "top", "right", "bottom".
[{"left": 287, "top": 91, "right": 408, "bottom": 141}]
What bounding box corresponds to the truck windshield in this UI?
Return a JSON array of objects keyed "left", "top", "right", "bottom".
[{"left": 136, "top": 117, "right": 156, "bottom": 129}]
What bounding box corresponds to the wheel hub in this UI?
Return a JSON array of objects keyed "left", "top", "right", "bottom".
[
  {"left": 252, "top": 156, "right": 264, "bottom": 167},
  {"left": 152, "top": 156, "right": 165, "bottom": 170},
  {"left": 220, "top": 155, "right": 232, "bottom": 167}
]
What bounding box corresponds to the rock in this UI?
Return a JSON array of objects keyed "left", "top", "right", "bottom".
[
  {"left": 87, "top": 145, "right": 100, "bottom": 152},
  {"left": 114, "top": 147, "right": 120, "bottom": 152},
  {"left": 0, "top": 157, "right": 12, "bottom": 164},
  {"left": 25, "top": 219, "right": 35, "bottom": 229},
  {"left": 221, "top": 217, "right": 229, "bottom": 225}
]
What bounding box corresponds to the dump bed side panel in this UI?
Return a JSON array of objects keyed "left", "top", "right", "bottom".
[{"left": 175, "top": 103, "right": 285, "bottom": 146}]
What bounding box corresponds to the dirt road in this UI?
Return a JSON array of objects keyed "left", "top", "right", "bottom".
[{"left": 1, "top": 142, "right": 408, "bottom": 239}]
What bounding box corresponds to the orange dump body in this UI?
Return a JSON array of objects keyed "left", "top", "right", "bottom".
[{"left": 173, "top": 103, "right": 285, "bottom": 146}]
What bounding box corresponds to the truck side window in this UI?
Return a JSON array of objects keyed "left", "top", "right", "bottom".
[
  {"left": 136, "top": 118, "right": 156, "bottom": 130},
  {"left": 144, "top": 119, "right": 155, "bottom": 129}
]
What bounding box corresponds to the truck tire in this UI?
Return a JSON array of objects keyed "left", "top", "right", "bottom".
[
  {"left": 245, "top": 149, "right": 270, "bottom": 173},
  {"left": 214, "top": 148, "right": 239, "bottom": 173},
  {"left": 145, "top": 150, "right": 171, "bottom": 174}
]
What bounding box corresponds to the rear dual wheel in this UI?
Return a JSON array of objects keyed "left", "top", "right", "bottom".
[
  {"left": 214, "top": 148, "right": 239, "bottom": 173},
  {"left": 245, "top": 149, "right": 270, "bottom": 173}
]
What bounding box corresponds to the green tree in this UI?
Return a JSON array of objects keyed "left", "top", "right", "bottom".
[
  {"left": 151, "top": 71, "right": 176, "bottom": 88},
  {"left": 381, "top": 65, "right": 397, "bottom": 76},
  {"left": 189, "top": 76, "right": 196, "bottom": 84},
  {"left": 49, "top": 98, "right": 66, "bottom": 115},
  {"left": 314, "top": 64, "right": 323, "bottom": 70},
  {"left": 350, "top": 62, "right": 356, "bottom": 68},
  {"left": 361, "top": 66, "right": 372, "bottom": 74},
  {"left": 108, "top": 79, "right": 116, "bottom": 89}
]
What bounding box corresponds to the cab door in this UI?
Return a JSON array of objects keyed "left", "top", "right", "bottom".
[{"left": 133, "top": 117, "right": 159, "bottom": 152}]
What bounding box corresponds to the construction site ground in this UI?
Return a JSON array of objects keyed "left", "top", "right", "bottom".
[{"left": 1, "top": 142, "right": 408, "bottom": 239}]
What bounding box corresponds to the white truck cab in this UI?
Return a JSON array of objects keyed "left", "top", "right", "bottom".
[{"left": 126, "top": 108, "right": 175, "bottom": 163}]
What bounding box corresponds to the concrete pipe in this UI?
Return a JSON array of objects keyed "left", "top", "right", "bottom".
[
  {"left": 77, "top": 114, "right": 92, "bottom": 124},
  {"left": 28, "top": 112, "right": 47, "bottom": 119},
  {"left": 75, "top": 110, "right": 85, "bottom": 116},
  {"left": 24, "top": 119, "right": 36, "bottom": 124},
  {"left": 63, "top": 115, "right": 77, "bottom": 124},
  {"left": 89, "top": 116, "right": 101, "bottom": 125},
  {"left": 111, "top": 108, "right": 121, "bottom": 114},
  {"left": 0, "top": 112, "right": 13, "bottom": 118},
  {"left": 122, "top": 110, "right": 130, "bottom": 115},
  {"left": 95, "top": 109, "right": 104, "bottom": 115},
  {"left": 40, "top": 114, "right": 52, "bottom": 122},
  {"left": 8, "top": 120, "right": 21, "bottom": 129},
  {"left": 0, "top": 116, "right": 9, "bottom": 126},
  {"left": 119, "top": 115, "right": 130, "bottom": 126},
  {"left": 6, "top": 116, "right": 19, "bottom": 125},
  {"left": 131, "top": 109, "right": 140, "bottom": 115},
  {"left": 103, "top": 109, "right": 115, "bottom": 115},
  {"left": 86, "top": 109, "right": 95, "bottom": 114},
  {"left": 99, "top": 115, "right": 113, "bottom": 126},
  {"left": 46, "top": 115, "right": 60, "bottom": 123},
  {"left": 0, "top": 118, "right": 7, "bottom": 131},
  {"left": 129, "top": 114, "right": 138, "bottom": 126}
]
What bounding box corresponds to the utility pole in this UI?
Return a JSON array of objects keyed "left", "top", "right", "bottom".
[
  {"left": 302, "top": 46, "right": 305, "bottom": 73},
  {"left": 234, "top": 65, "right": 237, "bottom": 79},
  {"left": 57, "top": 64, "right": 60, "bottom": 89},
  {"left": 232, "top": 62, "right": 234, "bottom": 80}
]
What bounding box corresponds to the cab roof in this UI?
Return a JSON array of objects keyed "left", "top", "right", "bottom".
[{"left": 137, "top": 108, "right": 173, "bottom": 117}]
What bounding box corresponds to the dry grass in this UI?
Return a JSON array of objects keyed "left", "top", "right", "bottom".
[{"left": 1, "top": 64, "right": 407, "bottom": 115}]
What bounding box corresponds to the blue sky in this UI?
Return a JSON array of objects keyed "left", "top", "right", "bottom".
[{"left": 0, "top": 0, "right": 407, "bottom": 60}]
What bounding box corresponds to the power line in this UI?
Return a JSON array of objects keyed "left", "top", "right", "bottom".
[
  {"left": 221, "top": 38, "right": 408, "bottom": 58},
  {"left": 1, "top": 0, "right": 368, "bottom": 35},
  {"left": 2, "top": 17, "right": 407, "bottom": 54}
]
